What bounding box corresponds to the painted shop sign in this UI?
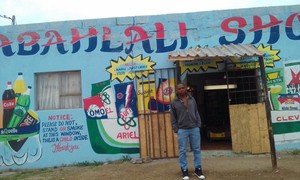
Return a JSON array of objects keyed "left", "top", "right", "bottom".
[
  {"left": 272, "top": 110, "right": 300, "bottom": 135},
  {"left": 0, "top": 13, "right": 300, "bottom": 57},
  {"left": 0, "top": 22, "right": 188, "bottom": 57}
]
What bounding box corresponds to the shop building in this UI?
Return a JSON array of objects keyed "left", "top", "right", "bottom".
[{"left": 0, "top": 5, "right": 300, "bottom": 170}]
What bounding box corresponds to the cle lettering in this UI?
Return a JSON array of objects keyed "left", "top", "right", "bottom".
[{"left": 276, "top": 115, "right": 300, "bottom": 121}]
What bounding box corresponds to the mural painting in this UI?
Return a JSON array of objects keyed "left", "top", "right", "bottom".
[
  {"left": 84, "top": 80, "right": 140, "bottom": 154},
  {"left": 272, "top": 110, "right": 300, "bottom": 150},
  {"left": 1, "top": 73, "right": 41, "bottom": 166},
  {"left": 0, "top": 5, "right": 300, "bottom": 170},
  {"left": 266, "top": 60, "right": 300, "bottom": 150}
]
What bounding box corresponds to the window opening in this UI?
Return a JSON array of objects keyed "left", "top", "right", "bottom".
[{"left": 35, "top": 71, "right": 82, "bottom": 110}]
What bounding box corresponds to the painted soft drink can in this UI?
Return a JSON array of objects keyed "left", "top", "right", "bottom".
[{"left": 8, "top": 109, "right": 38, "bottom": 152}]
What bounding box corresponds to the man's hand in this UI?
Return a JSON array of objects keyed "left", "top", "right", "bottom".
[{"left": 173, "top": 128, "right": 178, "bottom": 133}]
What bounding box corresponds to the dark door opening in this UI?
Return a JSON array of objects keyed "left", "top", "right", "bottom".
[
  {"left": 187, "top": 72, "right": 232, "bottom": 150},
  {"left": 187, "top": 68, "right": 261, "bottom": 150},
  {"left": 202, "top": 89, "right": 231, "bottom": 150}
]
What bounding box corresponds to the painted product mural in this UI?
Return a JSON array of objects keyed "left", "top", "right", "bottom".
[{"left": 0, "top": 5, "right": 300, "bottom": 170}]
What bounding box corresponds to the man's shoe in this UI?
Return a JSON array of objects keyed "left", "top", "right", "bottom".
[
  {"left": 194, "top": 167, "right": 205, "bottom": 179},
  {"left": 182, "top": 169, "right": 189, "bottom": 180}
]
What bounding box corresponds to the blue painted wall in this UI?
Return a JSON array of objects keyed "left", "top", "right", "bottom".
[{"left": 1, "top": 5, "right": 300, "bottom": 170}]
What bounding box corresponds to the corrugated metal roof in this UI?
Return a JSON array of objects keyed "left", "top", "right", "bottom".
[{"left": 168, "top": 43, "right": 264, "bottom": 61}]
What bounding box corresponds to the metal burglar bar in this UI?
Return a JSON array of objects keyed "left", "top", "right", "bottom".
[
  {"left": 168, "top": 44, "right": 277, "bottom": 169},
  {"left": 225, "top": 59, "right": 276, "bottom": 168},
  {"left": 135, "top": 68, "right": 178, "bottom": 159},
  {"left": 225, "top": 60, "right": 264, "bottom": 105},
  {"left": 225, "top": 58, "right": 277, "bottom": 168}
]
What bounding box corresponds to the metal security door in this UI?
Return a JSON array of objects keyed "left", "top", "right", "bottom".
[{"left": 135, "top": 68, "right": 178, "bottom": 159}]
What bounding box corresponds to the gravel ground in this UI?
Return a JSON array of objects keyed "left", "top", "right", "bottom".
[{"left": 1, "top": 151, "right": 300, "bottom": 180}]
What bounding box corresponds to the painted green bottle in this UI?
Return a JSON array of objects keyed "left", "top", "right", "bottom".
[{"left": 7, "top": 86, "right": 31, "bottom": 128}]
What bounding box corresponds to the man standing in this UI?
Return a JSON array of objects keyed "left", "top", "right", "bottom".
[{"left": 170, "top": 83, "right": 205, "bottom": 180}]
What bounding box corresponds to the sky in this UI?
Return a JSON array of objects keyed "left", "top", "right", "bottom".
[{"left": 0, "top": 0, "right": 300, "bottom": 26}]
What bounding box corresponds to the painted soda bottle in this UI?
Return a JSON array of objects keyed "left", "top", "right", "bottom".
[
  {"left": 13, "top": 72, "right": 27, "bottom": 101},
  {"left": 9, "top": 109, "right": 38, "bottom": 152},
  {"left": 2, "top": 82, "right": 16, "bottom": 128},
  {"left": 7, "top": 86, "right": 31, "bottom": 128}
]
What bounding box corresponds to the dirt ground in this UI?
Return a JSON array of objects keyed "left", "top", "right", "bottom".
[{"left": 1, "top": 151, "right": 300, "bottom": 180}]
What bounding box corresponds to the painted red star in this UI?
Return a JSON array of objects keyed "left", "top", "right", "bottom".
[{"left": 288, "top": 69, "right": 300, "bottom": 89}]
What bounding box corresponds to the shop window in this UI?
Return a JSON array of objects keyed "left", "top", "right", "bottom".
[{"left": 35, "top": 71, "right": 82, "bottom": 110}]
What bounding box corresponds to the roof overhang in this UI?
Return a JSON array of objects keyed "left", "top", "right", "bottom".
[{"left": 168, "top": 43, "right": 264, "bottom": 61}]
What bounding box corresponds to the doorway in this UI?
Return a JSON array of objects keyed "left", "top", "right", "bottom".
[
  {"left": 187, "top": 72, "right": 232, "bottom": 150},
  {"left": 187, "top": 67, "right": 262, "bottom": 150}
]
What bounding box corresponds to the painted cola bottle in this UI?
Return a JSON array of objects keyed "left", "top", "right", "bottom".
[
  {"left": 2, "top": 82, "right": 16, "bottom": 128},
  {"left": 7, "top": 86, "right": 31, "bottom": 128}
]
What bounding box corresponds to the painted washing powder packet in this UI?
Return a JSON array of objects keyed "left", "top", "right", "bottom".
[
  {"left": 114, "top": 82, "right": 138, "bottom": 118},
  {"left": 91, "top": 80, "right": 117, "bottom": 119},
  {"left": 83, "top": 94, "right": 108, "bottom": 119}
]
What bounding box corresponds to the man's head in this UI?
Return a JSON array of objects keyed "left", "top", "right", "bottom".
[{"left": 176, "top": 83, "right": 187, "bottom": 96}]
